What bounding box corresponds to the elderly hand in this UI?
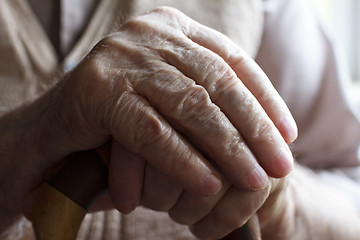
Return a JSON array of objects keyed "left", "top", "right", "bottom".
[
  {"left": 139, "top": 163, "right": 292, "bottom": 240},
  {"left": 0, "top": 6, "right": 296, "bottom": 233},
  {"left": 101, "top": 7, "right": 297, "bottom": 213}
]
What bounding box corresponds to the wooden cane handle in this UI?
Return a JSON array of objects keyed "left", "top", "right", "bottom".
[
  {"left": 32, "top": 150, "right": 260, "bottom": 240},
  {"left": 32, "top": 150, "right": 108, "bottom": 240}
]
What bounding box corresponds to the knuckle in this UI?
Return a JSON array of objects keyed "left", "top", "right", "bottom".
[
  {"left": 252, "top": 119, "right": 275, "bottom": 141},
  {"left": 183, "top": 86, "right": 209, "bottom": 107},
  {"left": 134, "top": 113, "right": 170, "bottom": 148},
  {"left": 120, "top": 17, "right": 153, "bottom": 35},
  {"left": 78, "top": 54, "right": 103, "bottom": 80},
  {"left": 90, "top": 36, "right": 132, "bottom": 66},
  {"left": 227, "top": 49, "right": 253, "bottom": 70},
  {"left": 92, "top": 35, "right": 122, "bottom": 56},
  {"left": 222, "top": 136, "right": 248, "bottom": 159},
  {"left": 212, "top": 67, "right": 239, "bottom": 94},
  {"left": 148, "top": 6, "right": 188, "bottom": 32},
  {"left": 94, "top": 36, "right": 115, "bottom": 50},
  {"left": 78, "top": 36, "right": 128, "bottom": 94},
  {"left": 178, "top": 85, "right": 212, "bottom": 120},
  {"left": 121, "top": 17, "right": 143, "bottom": 30},
  {"left": 151, "top": 6, "right": 180, "bottom": 17}
]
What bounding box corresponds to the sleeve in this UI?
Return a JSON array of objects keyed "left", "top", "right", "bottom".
[{"left": 255, "top": 0, "right": 360, "bottom": 209}]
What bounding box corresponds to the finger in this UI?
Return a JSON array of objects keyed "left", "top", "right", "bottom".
[
  {"left": 187, "top": 26, "right": 297, "bottom": 143},
  {"left": 162, "top": 31, "right": 293, "bottom": 178},
  {"left": 117, "top": 12, "right": 270, "bottom": 189},
  {"left": 190, "top": 186, "right": 270, "bottom": 239},
  {"left": 160, "top": 6, "right": 298, "bottom": 144},
  {"left": 108, "top": 141, "right": 145, "bottom": 214},
  {"left": 142, "top": 164, "right": 183, "bottom": 211},
  {"left": 109, "top": 92, "right": 222, "bottom": 196},
  {"left": 130, "top": 60, "right": 268, "bottom": 190},
  {"left": 144, "top": 7, "right": 295, "bottom": 177},
  {"left": 164, "top": 37, "right": 293, "bottom": 178},
  {"left": 169, "top": 178, "right": 232, "bottom": 225}
]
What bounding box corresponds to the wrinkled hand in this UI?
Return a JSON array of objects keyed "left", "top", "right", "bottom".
[
  {"left": 1, "top": 7, "right": 297, "bottom": 227},
  {"left": 99, "top": 7, "right": 297, "bottom": 213},
  {"left": 139, "top": 163, "right": 292, "bottom": 240},
  {"left": 94, "top": 7, "right": 297, "bottom": 239}
]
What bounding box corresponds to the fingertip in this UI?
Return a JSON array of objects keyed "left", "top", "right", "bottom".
[
  {"left": 279, "top": 115, "right": 298, "bottom": 144},
  {"left": 114, "top": 199, "right": 138, "bottom": 214},
  {"left": 247, "top": 164, "right": 269, "bottom": 191},
  {"left": 201, "top": 173, "right": 223, "bottom": 195},
  {"left": 271, "top": 147, "right": 294, "bottom": 178}
]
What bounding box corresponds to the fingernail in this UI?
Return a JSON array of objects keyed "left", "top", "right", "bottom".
[
  {"left": 202, "top": 174, "right": 222, "bottom": 195},
  {"left": 279, "top": 116, "right": 298, "bottom": 143},
  {"left": 117, "top": 200, "right": 137, "bottom": 214},
  {"left": 247, "top": 164, "right": 269, "bottom": 190},
  {"left": 273, "top": 147, "right": 294, "bottom": 177}
]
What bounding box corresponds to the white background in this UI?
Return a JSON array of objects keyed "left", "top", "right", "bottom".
[{"left": 313, "top": 0, "right": 360, "bottom": 104}]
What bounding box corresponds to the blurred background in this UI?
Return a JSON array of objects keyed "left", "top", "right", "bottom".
[{"left": 313, "top": 0, "right": 360, "bottom": 104}]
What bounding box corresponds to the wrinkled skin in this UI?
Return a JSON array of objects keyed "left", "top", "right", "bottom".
[
  {"left": 0, "top": 6, "right": 297, "bottom": 239},
  {"left": 140, "top": 164, "right": 292, "bottom": 239},
  {"left": 83, "top": 7, "right": 296, "bottom": 239}
]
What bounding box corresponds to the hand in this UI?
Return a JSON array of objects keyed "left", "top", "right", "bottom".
[
  {"left": 139, "top": 163, "right": 292, "bottom": 240},
  {"left": 98, "top": 6, "right": 297, "bottom": 212},
  {"left": 0, "top": 6, "right": 297, "bottom": 231}
]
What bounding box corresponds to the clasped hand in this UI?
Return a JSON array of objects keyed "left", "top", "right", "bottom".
[{"left": 20, "top": 6, "right": 297, "bottom": 239}]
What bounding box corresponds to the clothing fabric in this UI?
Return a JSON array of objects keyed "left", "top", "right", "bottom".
[
  {"left": 257, "top": 0, "right": 360, "bottom": 169},
  {"left": 27, "top": 0, "right": 99, "bottom": 58},
  {"left": 0, "top": 0, "right": 359, "bottom": 239},
  {"left": 255, "top": 0, "right": 360, "bottom": 211},
  {"left": 0, "top": 0, "right": 262, "bottom": 114}
]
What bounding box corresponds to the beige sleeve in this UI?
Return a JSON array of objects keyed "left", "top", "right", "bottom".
[
  {"left": 256, "top": 0, "right": 360, "bottom": 213},
  {"left": 256, "top": 0, "right": 360, "bottom": 169}
]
